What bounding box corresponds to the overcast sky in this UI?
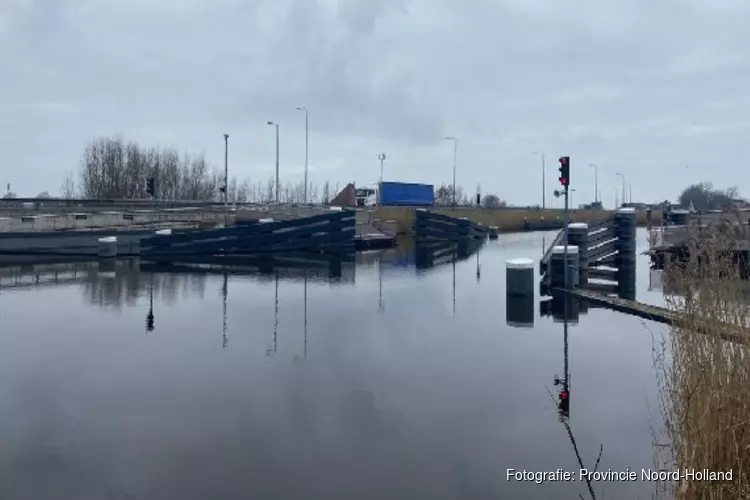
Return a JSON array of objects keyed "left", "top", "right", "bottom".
[{"left": 1, "top": 0, "right": 748, "bottom": 206}]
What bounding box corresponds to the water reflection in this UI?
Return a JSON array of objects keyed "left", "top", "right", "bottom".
[
  {"left": 0, "top": 231, "right": 662, "bottom": 499},
  {"left": 507, "top": 296, "right": 535, "bottom": 327},
  {"left": 0, "top": 260, "right": 209, "bottom": 306},
  {"left": 550, "top": 293, "right": 602, "bottom": 500}
]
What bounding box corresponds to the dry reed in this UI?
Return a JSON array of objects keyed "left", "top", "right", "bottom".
[
  {"left": 373, "top": 207, "right": 660, "bottom": 234},
  {"left": 655, "top": 211, "right": 750, "bottom": 499}
]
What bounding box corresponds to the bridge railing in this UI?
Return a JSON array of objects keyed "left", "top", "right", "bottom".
[{"left": 539, "top": 214, "right": 617, "bottom": 282}]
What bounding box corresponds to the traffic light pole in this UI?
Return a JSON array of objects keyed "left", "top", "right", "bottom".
[{"left": 563, "top": 185, "right": 569, "bottom": 291}]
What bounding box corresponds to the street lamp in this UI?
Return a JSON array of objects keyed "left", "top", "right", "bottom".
[
  {"left": 616, "top": 172, "right": 626, "bottom": 207},
  {"left": 378, "top": 153, "right": 386, "bottom": 205},
  {"left": 295, "top": 107, "right": 309, "bottom": 203},
  {"left": 267, "top": 121, "right": 280, "bottom": 204},
  {"left": 223, "top": 134, "right": 229, "bottom": 224},
  {"left": 444, "top": 137, "right": 457, "bottom": 207},
  {"left": 533, "top": 151, "right": 546, "bottom": 209},
  {"left": 588, "top": 164, "right": 599, "bottom": 204}
]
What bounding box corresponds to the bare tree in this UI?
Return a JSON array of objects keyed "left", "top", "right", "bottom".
[{"left": 236, "top": 179, "right": 250, "bottom": 203}]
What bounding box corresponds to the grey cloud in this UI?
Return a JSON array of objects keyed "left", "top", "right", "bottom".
[{"left": 1, "top": 0, "right": 749, "bottom": 203}]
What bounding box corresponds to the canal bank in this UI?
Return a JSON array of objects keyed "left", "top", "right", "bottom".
[{"left": 368, "top": 206, "right": 661, "bottom": 235}]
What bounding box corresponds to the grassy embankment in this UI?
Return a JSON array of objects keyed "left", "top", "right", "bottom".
[
  {"left": 654, "top": 215, "right": 750, "bottom": 499},
  {"left": 373, "top": 207, "right": 662, "bottom": 234}
]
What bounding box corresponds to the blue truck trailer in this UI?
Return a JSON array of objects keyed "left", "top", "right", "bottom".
[{"left": 379, "top": 182, "right": 434, "bottom": 206}]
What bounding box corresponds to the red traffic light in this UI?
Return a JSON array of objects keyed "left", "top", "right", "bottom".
[
  {"left": 559, "top": 156, "right": 569, "bottom": 166},
  {"left": 559, "top": 389, "right": 569, "bottom": 400}
]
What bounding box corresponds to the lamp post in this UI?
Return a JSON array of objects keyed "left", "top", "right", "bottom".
[
  {"left": 588, "top": 164, "right": 598, "bottom": 204},
  {"left": 616, "top": 172, "right": 626, "bottom": 207},
  {"left": 533, "top": 151, "right": 546, "bottom": 209},
  {"left": 267, "top": 121, "right": 280, "bottom": 204},
  {"left": 296, "top": 107, "right": 308, "bottom": 203},
  {"left": 444, "top": 137, "right": 457, "bottom": 207},
  {"left": 378, "top": 153, "right": 386, "bottom": 205},
  {"left": 223, "top": 134, "right": 229, "bottom": 224}
]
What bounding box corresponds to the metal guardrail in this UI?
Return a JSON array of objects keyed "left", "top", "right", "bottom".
[{"left": 539, "top": 215, "right": 616, "bottom": 280}]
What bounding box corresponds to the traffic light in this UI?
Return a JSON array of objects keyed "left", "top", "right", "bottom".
[
  {"left": 558, "top": 388, "right": 570, "bottom": 418},
  {"left": 558, "top": 156, "right": 570, "bottom": 188},
  {"left": 146, "top": 177, "right": 155, "bottom": 196},
  {"left": 476, "top": 193, "right": 481, "bottom": 207}
]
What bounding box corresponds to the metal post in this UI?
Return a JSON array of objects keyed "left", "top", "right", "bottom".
[
  {"left": 378, "top": 153, "right": 386, "bottom": 206},
  {"left": 296, "top": 107, "right": 309, "bottom": 203},
  {"left": 563, "top": 185, "right": 569, "bottom": 290},
  {"left": 452, "top": 139, "right": 457, "bottom": 207},
  {"left": 534, "top": 151, "right": 546, "bottom": 209},
  {"left": 304, "top": 110, "right": 308, "bottom": 203},
  {"left": 445, "top": 136, "right": 457, "bottom": 207},
  {"left": 617, "top": 172, "right": 625, "bottom": 207},
  {"left": 223, "top": 133, "right": 229, "bottom": 223},
  {"left": 589, "top": 164, "right": 598, "bottom": 203},
  {"left": 275, "top": 124, "right": 280, "bottom": 204},
  {"left": 541, "top": 154, "right": 546, "bottom": 210},
  {"left": 267, "top": 121, "right": 281, "bottom": 204}
]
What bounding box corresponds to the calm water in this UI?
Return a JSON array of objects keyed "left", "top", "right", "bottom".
[{"left": 0, "top": 229, "right": 670, "bottom": 500}]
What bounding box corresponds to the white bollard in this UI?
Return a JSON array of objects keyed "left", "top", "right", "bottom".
[{"left": 506, "top": 258, "right": 535, "bottom": 297}]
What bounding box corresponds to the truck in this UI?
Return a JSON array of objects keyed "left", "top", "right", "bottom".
[
  {"left": 355, "top": 185, "right": 378, "bottom": 207},
  {"left": 379, "top": 181, "right": 434, "bottom": 207}
]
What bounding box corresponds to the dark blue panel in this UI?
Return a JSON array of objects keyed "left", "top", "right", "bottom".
[{"left": 380, "top": 182, "right": 434, "bottom": 206}]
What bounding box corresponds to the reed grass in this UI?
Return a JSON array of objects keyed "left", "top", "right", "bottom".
[
  {"left": 655, "top": 212, "right": 750, "bottom": 499},
  {"left": 373, "top": 207, "right": 661, "bottom": 234}
]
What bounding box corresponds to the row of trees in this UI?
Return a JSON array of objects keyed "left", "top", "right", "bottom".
[
  {"left": 55, "top": 136, "right": 508, "bottom": 207},
  {"left": 433, "top": 184, "right": 506, "bottom": 208},
  {"left": 60, "top": 136, "right": 343, "bottom": 204}
]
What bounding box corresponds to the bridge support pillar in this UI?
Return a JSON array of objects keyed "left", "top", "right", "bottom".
[
  {"left": 549, "top": 245, "right": 579, "bottom": 289},
  {"left": 615, "top": 208, "right": 637, "bottom": 300},
  {"left": 567, "top": 223, "right": 589, "bottom": 286}
]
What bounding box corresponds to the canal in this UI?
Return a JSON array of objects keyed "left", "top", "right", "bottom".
[{"left": 0, "top": 229, "right": 669, "bottom": 499}]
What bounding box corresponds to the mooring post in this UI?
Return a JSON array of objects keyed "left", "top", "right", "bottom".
[
  {"left": 550, "top": 245, "right": 579, "bottom": 290},
  {"left": 567, "top": 222, "right": 589, "bottom": 286},
  {"left": 505, "top": 257, "right": 535, "bottom": 328},
  {"left": 615, "top": 207, "right": 637, "bottom": 300}
]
